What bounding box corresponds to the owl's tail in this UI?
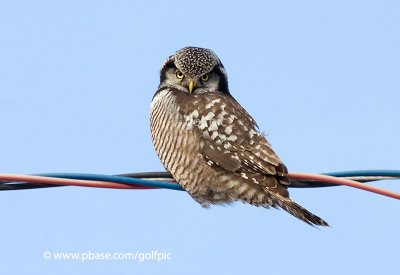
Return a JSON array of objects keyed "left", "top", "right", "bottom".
[{"left": 265, "top": 190, "right": 329, "bottom": 226}]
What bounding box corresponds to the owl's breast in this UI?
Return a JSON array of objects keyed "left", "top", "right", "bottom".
[{"left": 150, "top": 88, "right": 204, "bottom": 183}]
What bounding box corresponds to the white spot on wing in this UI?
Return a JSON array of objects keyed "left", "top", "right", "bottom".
[
  {"left": 205, "top": 112, "right": 215, "bottom": 120},
  {"left": 205, "top": 102, "right": 214, "bottom": 109},
  {"left": 224, "top": 126, "right": 232, "bottom": 135},
  {"left": 249, "top": 129, "right": 258, "bottom": 138},
  {"left": 227, "top": 134, "right": 237, "bottom": 142},
  {"left": 198, "top": 117, "right": 208, "bottom": 130},
  {"left": 208, "top": 120, "right": 218, "bottom": 131},
  {"left": 210, "top": 131, "right": 218, "bottom": 140},
  {"left": 224, "top": 143, "right": 232, "bottom": 149},
  {"left": 218, "top": 134, "right": 227, "bottom": 141},
  {"left": 191, "top": 110, "right": 199, "bottom": 118}
]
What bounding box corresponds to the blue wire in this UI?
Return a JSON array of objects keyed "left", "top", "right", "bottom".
[
  {"left": 36, "top": 173, "right": 185, "bottom": 191},
  {"left": 30, "top": 170, "right": 400, "bottom": 191},
  {"left": 324, "top": 170, "right": 400, "bottom": 178}
]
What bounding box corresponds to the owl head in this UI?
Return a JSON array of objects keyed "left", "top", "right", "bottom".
[{"left": 159, "top": 47, "right": 230, "bottom": 95}]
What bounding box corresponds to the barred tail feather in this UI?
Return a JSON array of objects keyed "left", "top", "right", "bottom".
[
  {"left": 280, "top": 199, "right": 329, "bottom": 226},
  {"left": 264, "top": 190, "right": 329, "bottom": 226}
]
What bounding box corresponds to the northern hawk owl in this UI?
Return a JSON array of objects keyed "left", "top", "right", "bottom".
[{"left": 150, "top": 47, "right": 328, "bottom": 226}]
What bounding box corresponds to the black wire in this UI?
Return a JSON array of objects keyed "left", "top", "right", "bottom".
[
  {"left": 0, "top": 182, "right": 61, "bottom": 190},
  {"left": 118, "top": 171, "right": 173, "bottom": 178}
]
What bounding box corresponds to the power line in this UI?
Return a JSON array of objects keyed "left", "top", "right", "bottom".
[{"left": 1, "top": 170, "right": 399, "bottom": 200}]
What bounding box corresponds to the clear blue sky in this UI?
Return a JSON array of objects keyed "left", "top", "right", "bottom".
[{"left": 1, "top": 1, "right": 399, "bottom": 274}]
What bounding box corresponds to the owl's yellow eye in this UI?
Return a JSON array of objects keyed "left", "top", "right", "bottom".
[
  {"left": 201, "top": 74, "right": 209, "bottom": 82},
  {"left": 176, "top": 70, "right": 184, "bottom": 79}
]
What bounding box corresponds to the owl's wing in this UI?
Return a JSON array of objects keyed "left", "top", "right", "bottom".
[{"left": 192, "top": 93, "right": 289, "bottom": 184}]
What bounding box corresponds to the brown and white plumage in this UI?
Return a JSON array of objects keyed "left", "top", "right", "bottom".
[{"left": 150, "top": 47, "right": 328, "bottom": 226}]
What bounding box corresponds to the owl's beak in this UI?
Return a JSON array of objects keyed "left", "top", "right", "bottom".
[{"left": 188, "top": 81, "right": 195, "bottom": 94}]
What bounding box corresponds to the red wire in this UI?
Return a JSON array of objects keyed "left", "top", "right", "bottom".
[
  {"left": 0, "top": 173, "right": 399, "bottom": 200},
  {"left": 289, "top": 172, "right": 400, "bottom": 200}
]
